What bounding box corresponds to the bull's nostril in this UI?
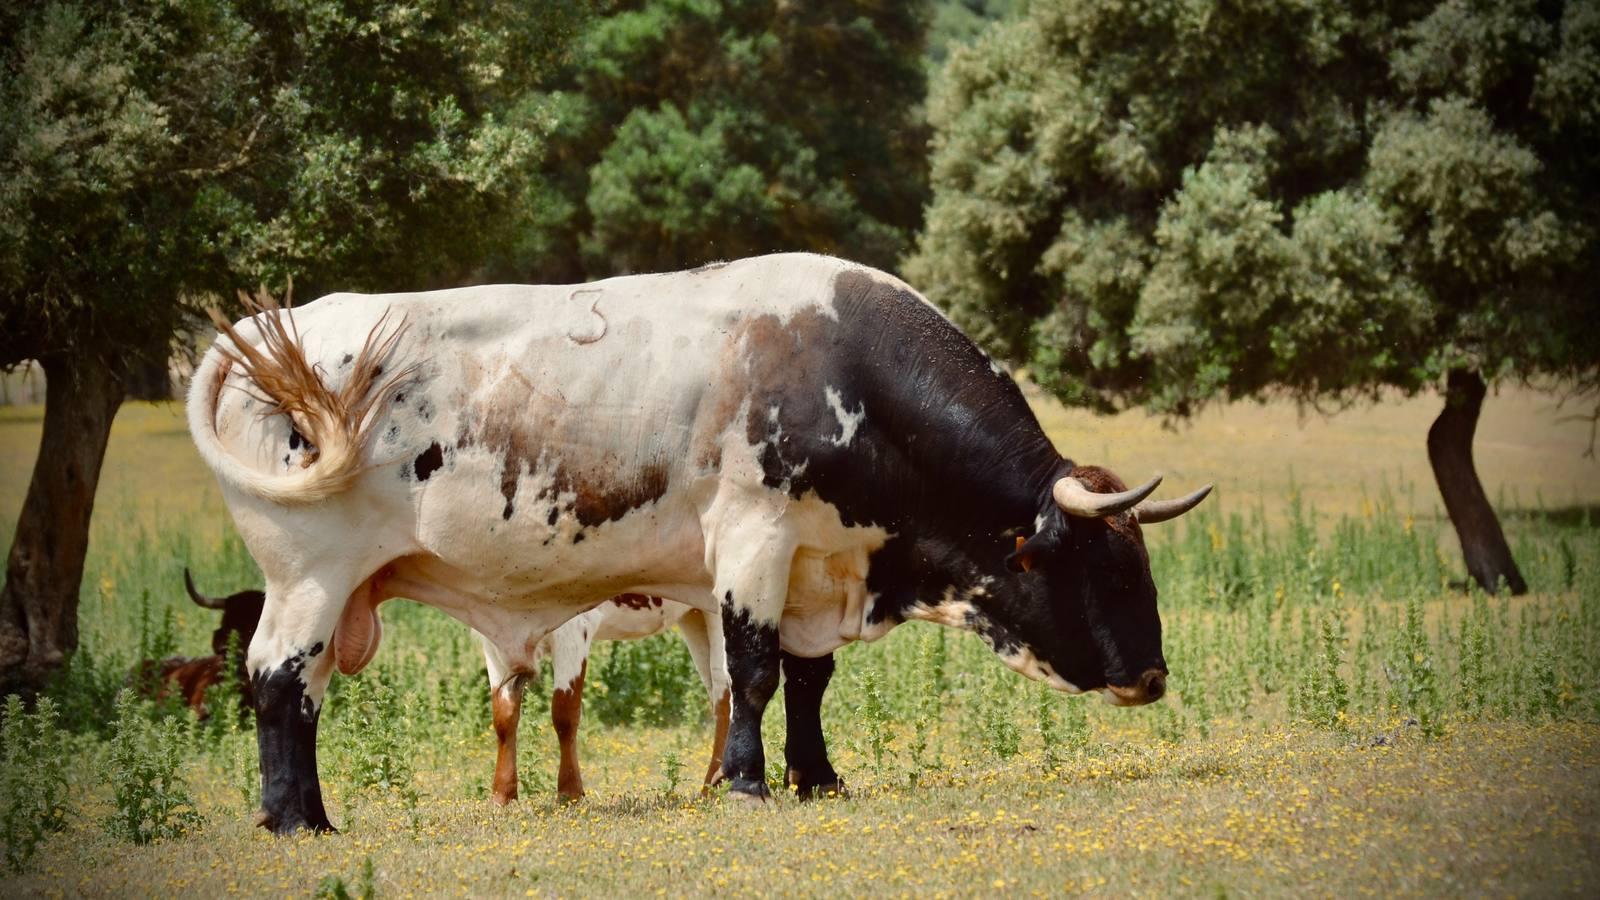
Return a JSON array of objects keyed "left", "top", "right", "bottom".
[{"left": 1141, "top": 669, "right": 1166, "bottom": 701}]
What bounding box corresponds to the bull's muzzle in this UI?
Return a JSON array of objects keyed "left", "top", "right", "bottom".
[{"left": 1105, "top": 668, "right": 1167, "bottom": 706}]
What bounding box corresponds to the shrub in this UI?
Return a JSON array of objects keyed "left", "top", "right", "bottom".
[
  {"left": 0, "top": 696, "right": 72, "bottom": 871},
  {"left": 102, "top": 690, "right": 204, "bottom": 845},
  {"left": 589, "top": 634, "right": 699, "bottom": 727},
  {"left": 332, "top": 673, "right": 418, "bottom": 807}
]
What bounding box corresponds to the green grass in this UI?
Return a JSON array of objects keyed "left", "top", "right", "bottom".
[{"left": 2, "top": 390, "right": 1599, "bottom": 896}]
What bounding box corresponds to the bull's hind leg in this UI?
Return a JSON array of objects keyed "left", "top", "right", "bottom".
[
  {"left": 480, "top": 634, "right": 525, "bottom": 805},
  {"left": 250, "top": 575, "right": 365, "bottom": 834},
  {"left": 782, "top": 651, "right": 845, "bottom": 799},
  {"left": 678, "top": 608, "right": 731, "bottom": 790},
  {"left": 547, "top": 621, "right": 595, "bottom": 802},
  {"left": 550, "top": 660, "right": 588, "bottom": 801}
]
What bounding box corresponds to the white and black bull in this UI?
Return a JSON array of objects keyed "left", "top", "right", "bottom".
[{"left": 187, "top": 253, "right": 1209, "bottom": 833}]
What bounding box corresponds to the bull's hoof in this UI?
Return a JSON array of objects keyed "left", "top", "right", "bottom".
[
  {"left": 726, "top": 778, "right": 772, "bottom": 806},
  {"left": 796, "top": 778, "right": 848, "bottom": 801},
  {"left": 787, "top": 767, "right": 847, "bottom": 801},
  {"left": 556, "top": 788, "right": 585, "bottom": 804},
  {"left": 490, "top": 791, "right": 516, "bottom": 807},
  {"left": 254, "top": 808, "right": 337, "bottom": 835}
]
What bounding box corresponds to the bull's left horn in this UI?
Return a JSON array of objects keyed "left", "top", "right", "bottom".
[
  {"left": 184, "top": 568, "right": 227, "bottom": 610},
  {"left": 1133, "top": 484, "right": 1213, "bottom": 524},
  {"left": 1052, "top": 474, "right": 1162, "bottom": 518}
]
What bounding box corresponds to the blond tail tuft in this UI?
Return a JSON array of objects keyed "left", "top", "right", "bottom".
[{"left": 204, "top": 285, "right": 414, "bottom": 502}]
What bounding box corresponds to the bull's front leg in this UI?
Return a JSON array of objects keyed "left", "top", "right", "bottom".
[
  {"left": 249, "top": 579, "right": 348, "bottom": 834},
  {"left": 781, "top": 651, "right": 845, "bottom": 799},
  {"left": 713, "top": 530, "right": 794, "bottom": 804},
  {"left": 720, "top": 595, "right": 781, "bottom": 802}
]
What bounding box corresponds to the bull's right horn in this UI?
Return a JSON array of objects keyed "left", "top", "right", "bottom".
[
  {"left": 1132, "top": 484, "right": 1214, "bottom": 524},
  {"left": 1052, "top": 474, "right": 1163, "bottom": 518},
  {"left": 184, "top": 568, "right": 227, "bottom": 610}
]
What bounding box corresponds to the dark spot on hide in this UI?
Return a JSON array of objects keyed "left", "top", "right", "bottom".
[
  {"left": 288, "top": 428, "right": 304, "bottom": 451},
  {"left": 341, "top": 353, "right": 354, "bottom": 366},
  {"left": 611, "top": 594, "right": 661, "bottom": 610},
  {"left": 547, "top": 507, "right": 559, "bottom": 526},
  {"left": 414, "top": 442, "right": 444, "bottom": 482}
]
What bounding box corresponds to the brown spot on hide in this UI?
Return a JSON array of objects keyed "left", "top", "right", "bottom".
[
  {"left": 609, "top": 594, "right": 664, "bottom": 611},
  {"left": 454, "top": 359, "right": 670, "bottom": 525},
  {"left": 690, "top": 302, "right": 841, "bottom": 473}
]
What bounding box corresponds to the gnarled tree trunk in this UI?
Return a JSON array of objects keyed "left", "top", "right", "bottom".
[
  {"left": 0, "top": 354, "right": 124, "bottom": 696},
  {"left": 1426, "top": 368, "right": 1527, "bottom": 595}
]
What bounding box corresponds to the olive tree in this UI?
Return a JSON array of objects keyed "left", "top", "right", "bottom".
[{"left": 907, "top": 0, "right": 1599, "bottom": 594}]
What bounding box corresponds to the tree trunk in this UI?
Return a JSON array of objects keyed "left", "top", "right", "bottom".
[
  {"left": 1426, "top": 368, "right": 1527, "bottom": 595},
  {"left": 0, "top": 355, "right": 124, "bottom": 696}
]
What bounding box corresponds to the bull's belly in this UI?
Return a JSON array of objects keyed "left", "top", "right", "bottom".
[
  {"left": 380, "top": 462, "right": 714, "bottom": 662},
  {"left": 777, "top": 545, "right": 895, "bottom": 657}
]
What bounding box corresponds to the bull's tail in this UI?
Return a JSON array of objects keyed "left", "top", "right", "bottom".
[{"left": 186, "top": 288, "right": 413, "bottom": 505}]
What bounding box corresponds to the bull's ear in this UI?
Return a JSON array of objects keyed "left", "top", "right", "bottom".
[
  {"left": 1006, "top": 521, "right": 1064, "bottom": 572},
  {"left": 1010, "top": 536, "right": 1034, "bottom": 572}
]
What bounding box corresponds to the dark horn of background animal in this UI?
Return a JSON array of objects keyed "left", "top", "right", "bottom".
[{"left": 184, "top": 568, "right": 228, "bottom": 609}]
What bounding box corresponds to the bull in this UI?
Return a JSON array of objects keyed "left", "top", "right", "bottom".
[{"left": 187, "top": 253, "right": 1208, "bottom": 833}]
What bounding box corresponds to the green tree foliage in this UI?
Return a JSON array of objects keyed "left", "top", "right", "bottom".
[
  {"left": 504, "top": 0, "right": 931, "bottom": 280},
  {"left": 0, "top": 0, "right": 584, "bottom": 693},
  {"left": 927, "top": 0, "right": 1014, "bottom": 64},
  {"left": 911, "top": 0, "right": 1596, "bottom": 411},
  {"left": 908, "top": 0, "right": 1598, "bottom": 591}
]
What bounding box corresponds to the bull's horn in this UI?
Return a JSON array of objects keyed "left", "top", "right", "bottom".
[
  {"left": 1052, "top": 474, "right": 1162, "bottom": 518},
  {"left": 184, "top": 568, "right": 227, "bottom": 610},
  {"left": 1133, "top": 484, "right": 1213, "bottom": 524}
]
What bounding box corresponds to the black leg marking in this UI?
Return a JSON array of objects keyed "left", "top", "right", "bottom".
[
  {"left": 782, "top": 651, "right": 845, "bottom": 800},
  {"left": 721, "top": 596, "right": 780, "bottom": 801},
  {"left": 253, "top": 656, "right": 335, "bottom": 834}
]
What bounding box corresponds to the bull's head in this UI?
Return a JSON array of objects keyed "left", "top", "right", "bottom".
[
  {"left": 986, "top": 466, "right": 1210, "bottom": 706},
  {"left": 184, "top": 568, "right": 267, "bottom": 658}
]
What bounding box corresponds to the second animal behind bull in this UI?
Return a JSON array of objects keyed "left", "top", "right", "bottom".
[{"left": 485, "top": 593, "right": 726, "bottom": 803}]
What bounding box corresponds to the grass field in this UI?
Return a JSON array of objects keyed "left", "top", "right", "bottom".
[{"left": 2, "top": 387, "right": 1599, "bottom": 897}]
